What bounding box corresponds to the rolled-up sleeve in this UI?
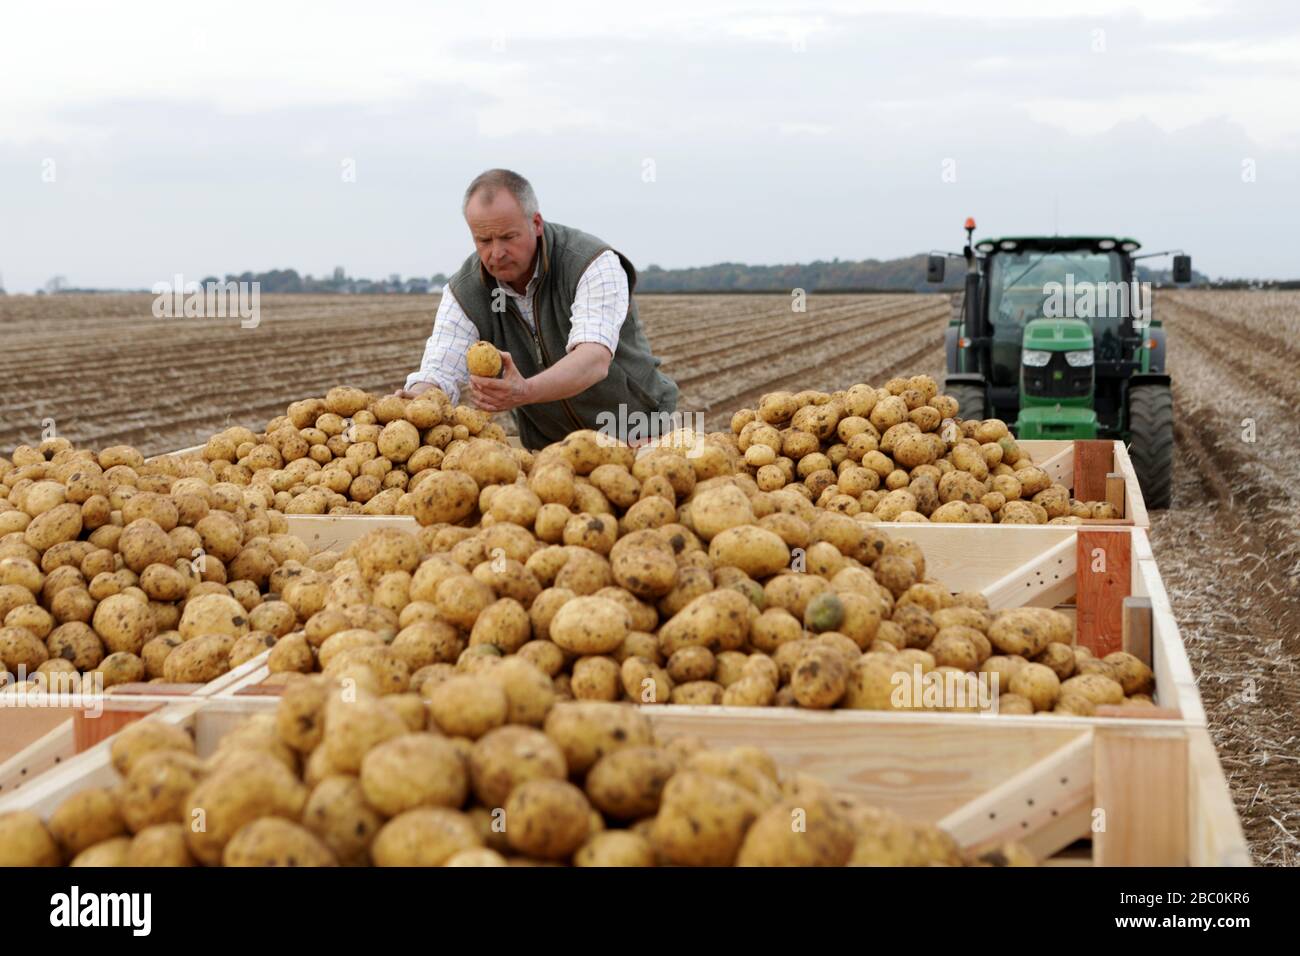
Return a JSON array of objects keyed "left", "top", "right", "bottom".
[
  {"left": 566, "top": 250, "right": 629, "bottom": 356},
  {"left": 405, "top": 289, "right": 477, "bottom": 405}
]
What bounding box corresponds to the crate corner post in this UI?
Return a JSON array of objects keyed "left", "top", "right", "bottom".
[
  {"left": 1092, "top": 728, "right": 1189, "bottom": 866},
  {"left": 1075, "top": 529, "right": 1132, "bottom": 657}
]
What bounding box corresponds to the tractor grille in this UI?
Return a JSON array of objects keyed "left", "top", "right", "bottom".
[{"left": 1024, "top": 352, "right": 1091, "bottom": 399}]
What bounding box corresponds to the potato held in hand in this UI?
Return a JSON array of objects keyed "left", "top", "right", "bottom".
[{"left": 467, "top": 340, "right": 503, "bottom": 378}]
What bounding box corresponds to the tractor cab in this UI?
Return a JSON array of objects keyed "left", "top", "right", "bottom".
[{"left": 925, "top": 220, "right": 1188, "bottom": 508}]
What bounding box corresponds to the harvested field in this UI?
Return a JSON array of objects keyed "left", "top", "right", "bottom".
[
  {"left": 0, "top": 292, "right": 946, "bottom": 452},
  {"left": 0, "top": 294, "right": 437, "bottom": 455},
  {"left": 1150, "top": 291, "right": 1300, "bottom": 866},
  {"left": 1, "top": 288, "right": 1295, "bottom": 862}
]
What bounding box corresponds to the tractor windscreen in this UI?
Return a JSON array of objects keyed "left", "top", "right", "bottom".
[{"left": 986, "top": 249, "right": 1125, "bottom": 385}]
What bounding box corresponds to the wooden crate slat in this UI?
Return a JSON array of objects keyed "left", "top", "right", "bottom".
[
  {"left": 1075, "top": 529, "right": 1131, "bottom": 656},
  {"left": 1131, "top": 529, "right": 1204, "bottom": 725},
  {"left": 1187, "top": 729, "right": 1252, "bottom": 867},
  {"left": 980, "top": 536, "right": 1076, "bottom": 610},
  {"left": 938, "top": 732, "right": 1093, "bottom": 858},
  {"left": 0, "top": 718, "right": 75, "bottom": 796},
  {"left": 69, "top": 684, "right": 202, "bottom": 751},
  {"left": 73, "top": 705, "right": 163, "bottom": 752},
  {"left": 1073, "top": 439, "right": 1116, "bottom": 503},
  {"left": 1105, "top": 472, "right": 1126, "bottom": 519},
  {"left": 1095, "top": 703, "right": 1181, "bottom": 720},
  {"left": 0, "top": 707, "right": 74, "bottom": 765},
  {"left": 1111, "top": 442, "right": 1149, "bottom": 528},
  {"left": 875, "top": 525, "right": 1074, "bottom": 596},
  {"left": 223, "top": 659, "right": 272, "bottom": 695},
  {"left": 638, "top": 707, "right": 1090, "bottom": 823},
  {"left": 1093, "top": 729, "right": 1189, "bottom": 866},
  {"left": 1122, "top": 596, "right": 1154, "bottom": 666},
  {"left": 1018, "top": 440, "right": 1074, "bottom": 489}
]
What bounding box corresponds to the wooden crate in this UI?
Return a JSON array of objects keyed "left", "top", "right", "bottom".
[
  {"left": 4, "top": 524, "right": 1226, "bottom": 864},
  {"left": 182, "top": 522, "right": 1242, "bottom": 865},
  {"left": 3, "top": 517, "right": 1059, "bottom": 783},
  {"left": 0, "top": 687, "right": 1244, "bottom": 867},
  {"left": 0, "top": 653, "right": 268, "bottom": 798},
  {"left": 1018, "top": 438, "right": 1148, "bottom": 528}
]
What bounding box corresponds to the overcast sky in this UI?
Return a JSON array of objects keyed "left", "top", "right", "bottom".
[{"left": 1, "top": 0, "right": 1298, "bottom": 292}]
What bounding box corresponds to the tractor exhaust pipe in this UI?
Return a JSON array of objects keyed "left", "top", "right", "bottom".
[{"left": 962, "top": 218, "right": 988, "bottom": 379}]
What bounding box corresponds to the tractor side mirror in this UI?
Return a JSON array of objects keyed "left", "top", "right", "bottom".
[
  {"left": 1172, "top": 255, "right": 1192, "bottom": 284},
  {"left": 926, "top": 255, "right": 946, "bottom": 283}
]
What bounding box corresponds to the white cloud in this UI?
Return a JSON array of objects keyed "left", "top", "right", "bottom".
[
  {"left": 778, "top": 122, "right": 833, "bottom": 135},
  {"left": 1156, "top": 35, "right": 1300, "bottom": 63},
  {"left": 2, "top": 0, "right": 1298, "bottom": 289}
]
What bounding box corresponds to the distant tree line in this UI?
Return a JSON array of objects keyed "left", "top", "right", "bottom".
[
  {"left": 203, "top": 267, "right": 449, "bottom": 295},
  {"left": 30, "top": 268, "right": 449, "bottom": 295},
  {"left": 1134, "top": 265, "right": 1211, "bottom": 287},
  {"left": 24, "top": 258, "right": 1299, "bottom": 297},
  {"left": 635, "top": 258, "right": 1227, "bottom": 293},
  {"left": 636, "top": 255, "right": 960, "bottom": 293},
  {"left": 1192, "top": 278, "right": 1300, "bottom": 290}
]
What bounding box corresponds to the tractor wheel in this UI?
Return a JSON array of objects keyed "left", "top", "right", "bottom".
[
  {"left": 947, "top": 383, "right": 986, "bottom": 421},
  {"left": 1128, "top": 384, "right": 1174, "bottom": 510}
]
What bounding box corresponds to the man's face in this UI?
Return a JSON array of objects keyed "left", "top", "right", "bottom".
[{"left": 465, "top": 190, "right": 542, "bottom": 287}]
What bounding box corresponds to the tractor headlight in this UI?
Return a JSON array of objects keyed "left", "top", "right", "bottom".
[
  {"left": 1065, "top": 349, "right": 1094, "bottom": 368},
  {"left": 1022, "top": 350, "right": 1051, "bottom": 367}
]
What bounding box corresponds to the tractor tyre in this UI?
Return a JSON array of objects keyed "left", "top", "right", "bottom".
[
  {"left": 1128, "top": 384, "right": 1174, "bottom": 510},
  {"left": 947, "top": 383, "right": 987, "bottom": 422}
]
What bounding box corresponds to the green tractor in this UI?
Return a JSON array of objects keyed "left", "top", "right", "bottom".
[{"left": 926, "top": 219, "right": 1188, "bottom": 509}]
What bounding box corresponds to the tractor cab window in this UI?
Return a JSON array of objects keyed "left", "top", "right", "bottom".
[{"left": 985, "top": 249, "right": 1125, "bottom": 385}]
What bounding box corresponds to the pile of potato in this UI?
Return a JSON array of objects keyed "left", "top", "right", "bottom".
[
  {"left": 0, "top": 438, "right": 325, "bottom": 690},
  {"left": 0, "top": 373, "right": 1140, "bottom": 706},
  {"left": 730, "top": 376, "right": 1119, "bottom": 523},
  {"left": 189, "top": 385, "right": 524, "bottom": 516},
  {"left": 180, "top": 377, "right": 1116, "bottom": 524},
  {"left": 0, "top": 687, "right": 1038, "bottom": 866},
  {"left": 249, "top": 445, "right": 1155, "bottom": 716}
]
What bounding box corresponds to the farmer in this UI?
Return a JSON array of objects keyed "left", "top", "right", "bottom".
[{"left": 398, "top": 168, "right": 678, "bottom": 450}]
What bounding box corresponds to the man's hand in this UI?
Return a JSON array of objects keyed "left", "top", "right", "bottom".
[
  {"left": 392, "top": 382, "right": 436, "bottom": 399},
  {"left": 470, "top": 352, "right": 531, "bottom": 413}
]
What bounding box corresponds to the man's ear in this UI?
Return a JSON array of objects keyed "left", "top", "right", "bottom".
[{"left": 533, "top": 213, "right": 544, "bottom": 236}]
